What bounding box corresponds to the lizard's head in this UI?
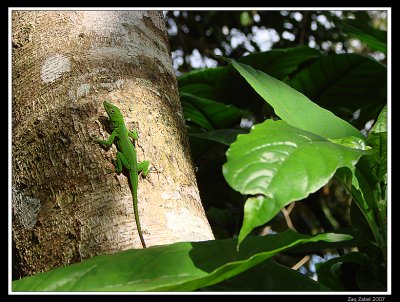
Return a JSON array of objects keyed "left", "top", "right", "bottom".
[{"left": 103, "top": 101, "right": 123, "bottom": 127}]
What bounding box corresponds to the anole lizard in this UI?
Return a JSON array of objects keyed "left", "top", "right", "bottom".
[{"left": 96, "top": 101, "right": 149, "bottom": 248}]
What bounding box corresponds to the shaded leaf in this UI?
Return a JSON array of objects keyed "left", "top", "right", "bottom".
[
  {"left": 349, "top": 201, "right": 382, "bottom": 262},
  {"left": 238, "top": 46, "right": 321, "bottom": 80},
  {"left": 190, "top": 129, "right": 247, "bottom": 146},
  {"left": 179, "top": 47, "right": 322, "bottom": 107},
  {"left": 287, "top": 54, "right": 386, "bottom": 128},
  {"left": 316, "top": 252, "right": 368, "bottom": 291},
  {"left": 356, "top": 260, "right": 387, "bottom": 291},
  {"left": 368, "top": 133, "right": 387, "bottom": 182},
  {"left": 181, "top": 92, "right": 244, "bottom": 130},
  {"left": 201, "top": 259, "right": 330, "bottom": 291},
  {"left": 351, "top": 156, "right": 384, "bottom": 246},
  {"left": 315, "top": 252, "right": 386, "bottom": 291}
]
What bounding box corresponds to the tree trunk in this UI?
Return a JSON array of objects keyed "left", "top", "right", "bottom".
[{"left": 12, "top": 10, "right": 214, "bottom": 279}]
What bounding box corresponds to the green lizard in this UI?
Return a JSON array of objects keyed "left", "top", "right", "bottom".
[{"left": 96, "top": 101, "right": 149, "bottom": 248}]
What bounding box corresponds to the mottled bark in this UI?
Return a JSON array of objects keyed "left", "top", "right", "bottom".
[{"left": 12, "top": 10, "right": 214, "bottom": 278}]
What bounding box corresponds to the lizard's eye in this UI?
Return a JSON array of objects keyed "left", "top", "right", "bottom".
[{"left": 110, "top": 109, "right": 115, "bottom": 113}]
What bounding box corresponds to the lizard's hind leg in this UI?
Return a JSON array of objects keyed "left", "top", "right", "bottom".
[
  {"left": 137, "top": 160, "right": 150, "bottom": 177},
  {"left": 115, "top": 151, "right": 131, "bottom": 173}
]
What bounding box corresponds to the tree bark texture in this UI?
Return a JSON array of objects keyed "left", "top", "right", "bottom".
[{"left": 12, "top": 10, "right": 214, "bottom": 278}]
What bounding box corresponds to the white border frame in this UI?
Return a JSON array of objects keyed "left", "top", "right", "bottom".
[{"left": 8, "top": 7, "right": 391, "bottom": 295}]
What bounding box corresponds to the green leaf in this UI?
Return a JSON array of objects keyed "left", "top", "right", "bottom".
[
  {"left": 366, "top": 105, "right": 387, "bottom": 243},
  {"left": 288, "top": 234, "right": 356, "bottom": 254},
  {"left": 368, "top": 133, "right": 387, "bottom": 182},
  {"left": 222, "top": 120, "right": 369, "bottom": 245},
  {"left": 181, "top": 92, "right": 244, "bottom": 130},
  {"left": 328, "top": 136, "right": 370, "bottom": 151},
  {"left": 370, "top": 105, "right": 387, "bottom": 134},
  {"left": 331, "top": 15, "right": 387, "bottom": 53},
  {"left": 350, "top": 156, "right": 384, "bottom": 246},
  {"left": 237, "top": 46, "right": 321, "bottom": 80},
  {"left": 201, "top": 259, "right": 330, "bottom": 291},
  {"left": 227, "top": 59, "right": 364, "bottom": 140},
  {"left": 287, "top": 54, "right": 386, "bottom": 128},
  {"left": 190, "top": 129, "right": 247, "bottom": 146},
  {"left": 12, "top": 230, "right": 351, "bottom": 292},
  {"left": 349, "top": 201, "right": 382, "bottom": 261},
  {"left": 179, "top": 47, "right": 321, "bottom": 105}
]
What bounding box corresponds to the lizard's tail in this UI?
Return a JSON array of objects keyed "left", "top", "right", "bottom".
[
  {"left": 130, "top": 171, "right": 146, "bottom": 248},
  {"left": 133, "top": 197, "right": 147, "bottom": 248},
  {"left": 133, "top": 193, "right": 146, "bottom": 248}
]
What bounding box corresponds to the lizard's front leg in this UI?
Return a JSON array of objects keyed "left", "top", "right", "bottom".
[
  {"left": 128, "top": 128, "right": 139, "bottom": 140},
  {"left": 96, "top": 130, "right": 117, "bottom": 147}
]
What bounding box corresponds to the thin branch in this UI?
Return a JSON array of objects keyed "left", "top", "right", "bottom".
[
  {"left": 291, "top": 255, "right": 311, "bottom": 270},
  {"left": 282, "top": 202, "right": 297, "bottom": 231}
]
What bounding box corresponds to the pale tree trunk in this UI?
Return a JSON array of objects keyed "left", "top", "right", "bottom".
[{"left": 12, "top": 10, "right": 214, "bottom": 278}]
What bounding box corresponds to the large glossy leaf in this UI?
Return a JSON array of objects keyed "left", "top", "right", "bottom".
[
  {"left": 179, "top": 46, "right": 321, "bottom": 106},
  {"left": 222, "top": 120, "right": 369, "bottom": 246},
  {"left": 227, "top": 59, "right": 364, "bottom": 140},
  {"left": 181, "top": 92, "right": 244, "bottom": 130},
  {"left": 287, "top": 54, "right": 386, "bottom": 128},
  {"left": 12, "top": 230, "right": 351, "bottom": 292},
  {"left": 201, "top": 259, "right": 330, "bottom": 291}
]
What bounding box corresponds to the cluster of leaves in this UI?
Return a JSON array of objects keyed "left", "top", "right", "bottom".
[
  {"left": 177, "top": 13, "right": 387, "bottom": 290},
  {"left": 165, "top": 10, "right": 387, "bottom": 73},
  {"left": 12, "top": 13, "right": 387, "bottom": 292}
]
